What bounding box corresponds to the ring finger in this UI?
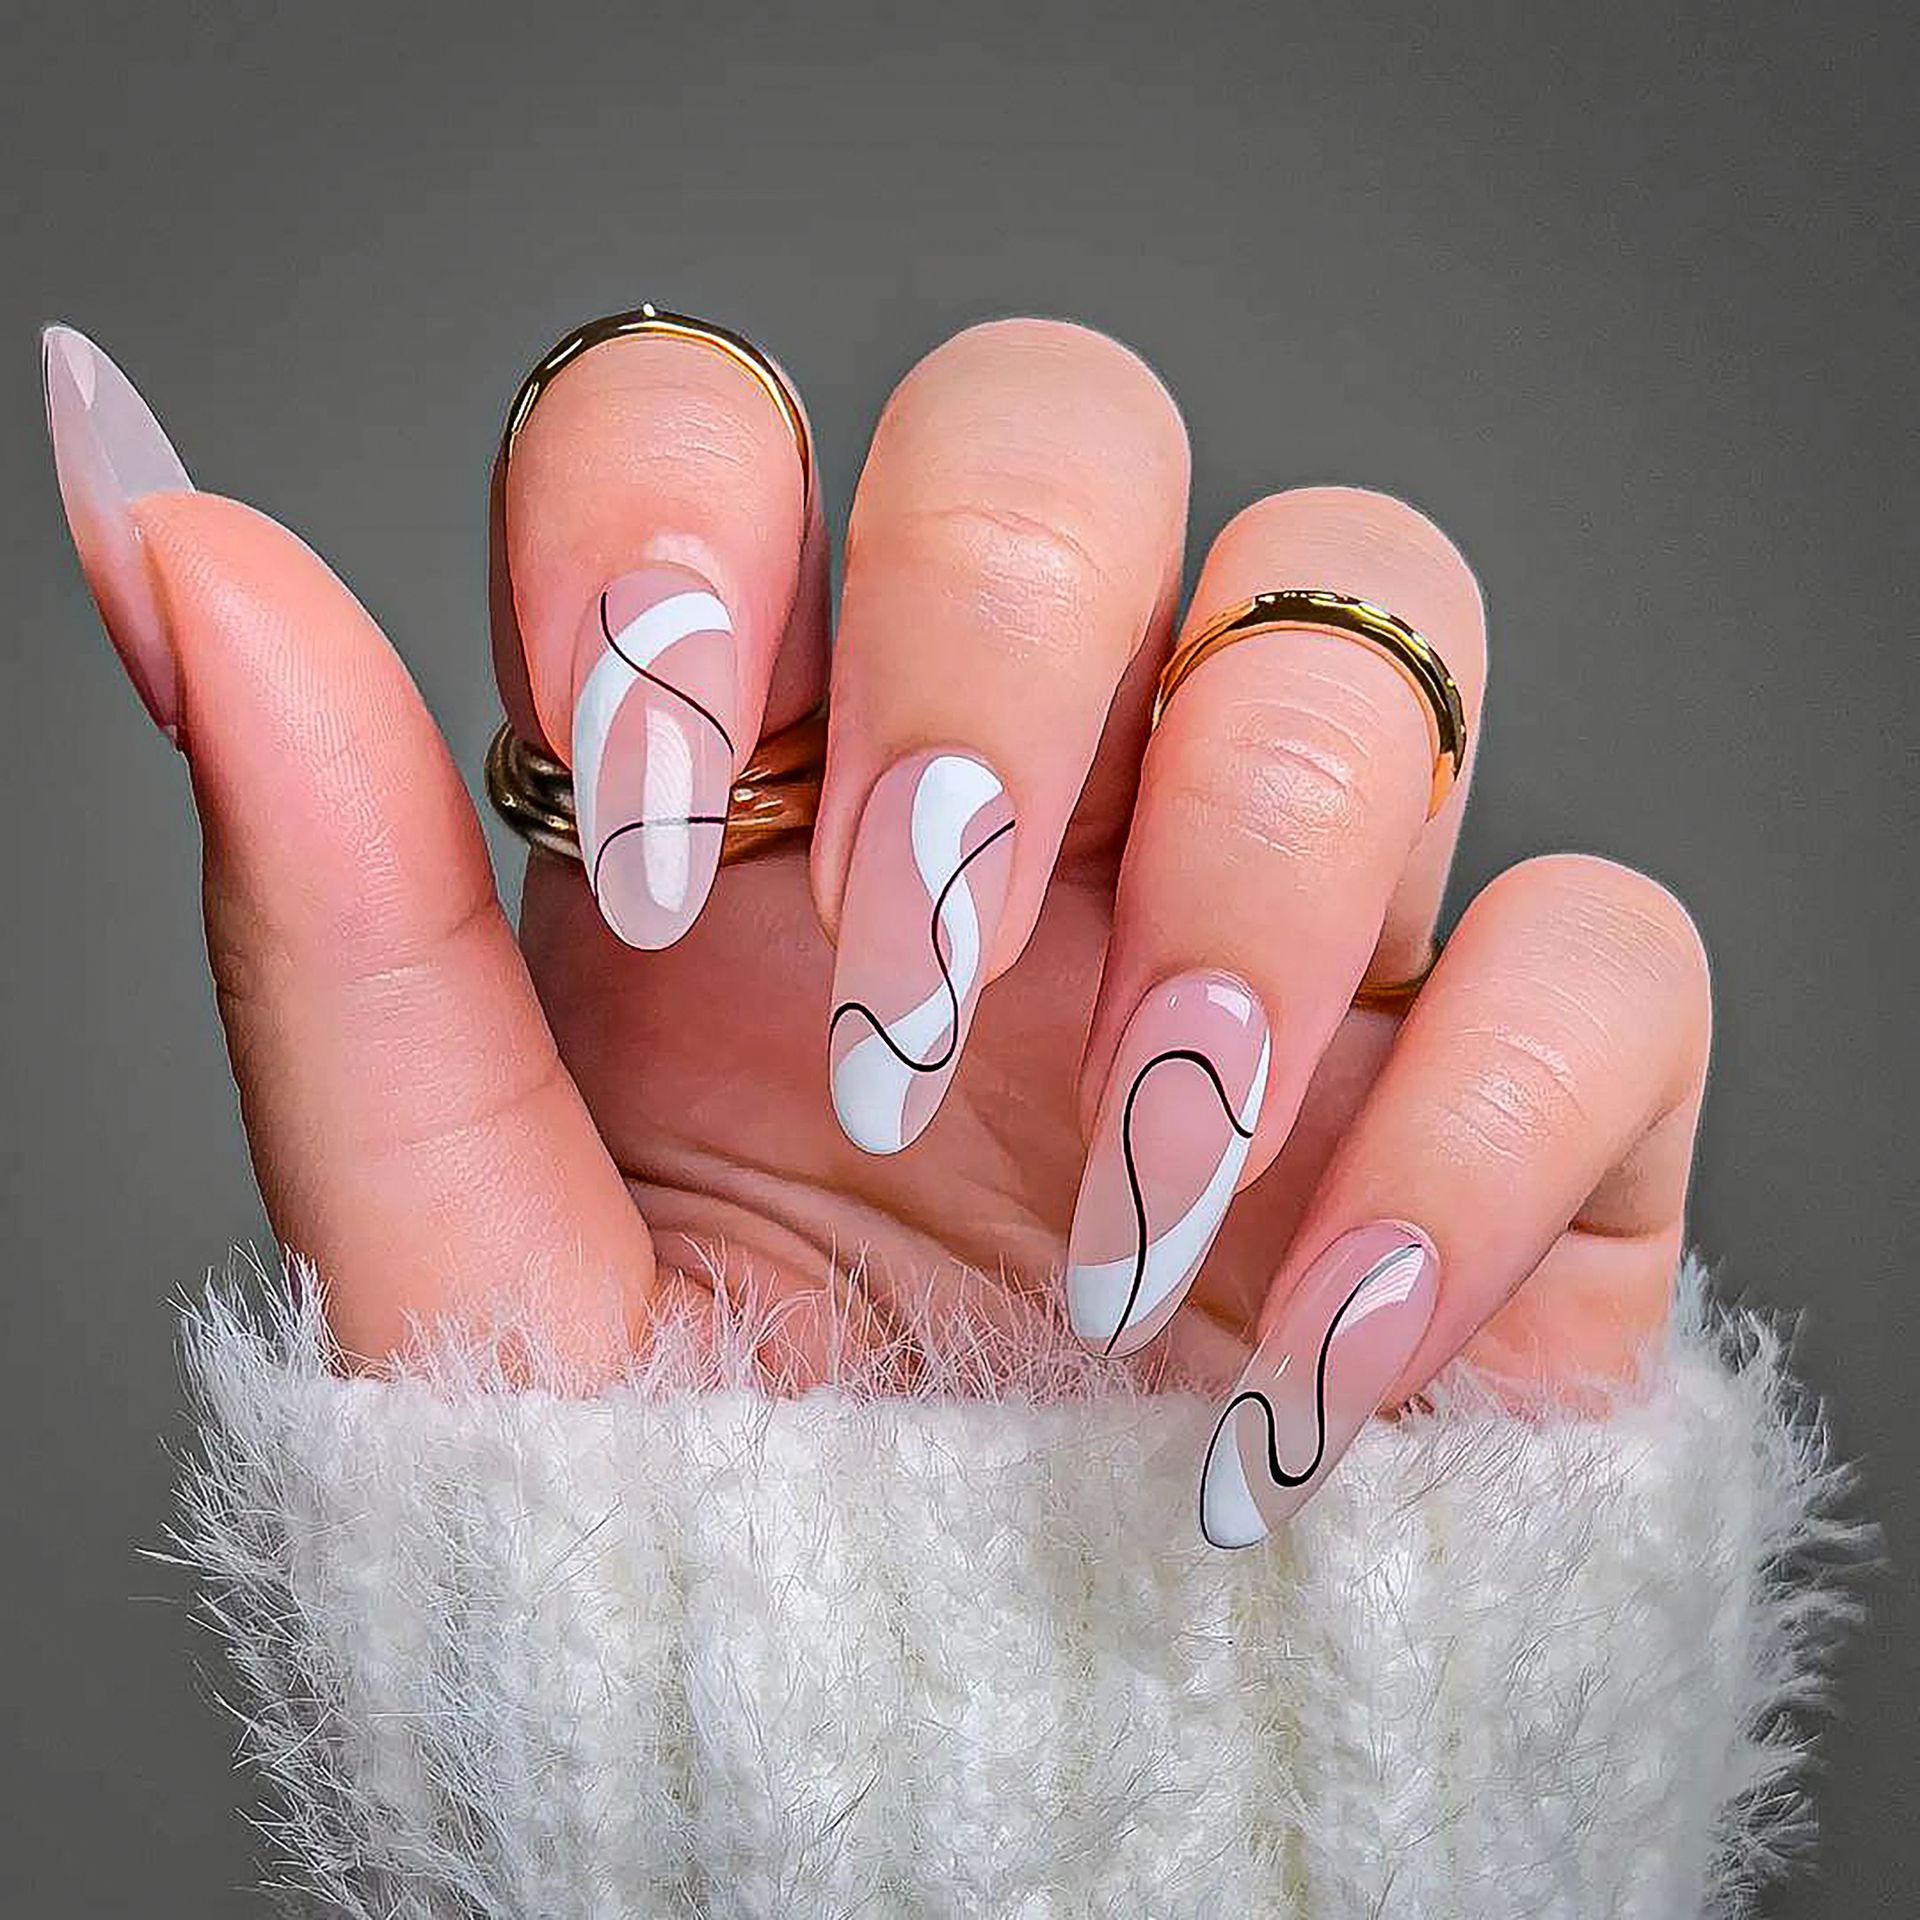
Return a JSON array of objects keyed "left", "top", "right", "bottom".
[{"left": 1065, "top": 487, "right": 1489, "bottom": 1353}]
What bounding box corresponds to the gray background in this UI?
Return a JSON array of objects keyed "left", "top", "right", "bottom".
[{"left": 2, "top": 2, "right": 1913, "bottom": 1912}]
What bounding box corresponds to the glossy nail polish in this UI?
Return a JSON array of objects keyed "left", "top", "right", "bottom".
[
  {"left": 1065, "top": 972, "right": 1270, "bottom": 1355},
  {"left": 828, "top": 750, "right": 1016, "bottom": 1154},
  {"left": 1200, "top": 1221, "right": 1439, "bottom": 1549},
  {"left": 41, "top": 325, "right": 194, "bottom": 738},
  {"left": 571, "top": 567, "right": 737, "bottom": 949}
]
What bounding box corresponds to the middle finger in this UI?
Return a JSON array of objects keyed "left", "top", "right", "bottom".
[{"left": 812, "top": 318, "right": 1189, "bottom": 1156}]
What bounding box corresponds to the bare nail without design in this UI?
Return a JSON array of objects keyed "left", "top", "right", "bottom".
[{"left": 42, "top": 325, "right": 195, "bottom": 738}]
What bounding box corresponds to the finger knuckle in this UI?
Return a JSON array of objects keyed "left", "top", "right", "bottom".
[
  {"left": 1161, "top": 662, "right": 1421, "bottom": 866},
  {"left": 905, "top": 496, "right": 1118, "bottom": 621},
  {"left": 646, "top": 384, "right": 780, "bottom": 492},
  {"left": 1503, "top": 854, "right": 1711, "bottom": 1012},
  {"left": 1221, "top": 483, "right": 1473, "bottom": 576},
  {"left": 1161, "top": 703, "right": 1376, "bottom": 868},
  {"left": 1441, "top": 1023, "right": 1596, "bottom": 1166},
  {"left": 895, "top": 318, "right": 1189, "bottom": 498}
]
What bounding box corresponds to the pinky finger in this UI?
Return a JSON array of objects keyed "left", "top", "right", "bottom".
[{"left": 1201, "top": 853, "right": 1712, "bottom": 1549}]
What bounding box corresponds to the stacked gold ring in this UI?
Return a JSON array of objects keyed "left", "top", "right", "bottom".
[{"left": 484, "top": 712, "right": 826, "bottom": 869}]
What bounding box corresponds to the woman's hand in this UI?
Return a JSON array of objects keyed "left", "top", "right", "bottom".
[{"left": 45, "top": 317, "right": 1710, "bottom": 1534}]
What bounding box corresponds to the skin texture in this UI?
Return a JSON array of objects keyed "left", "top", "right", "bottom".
[{"left": 47, "top": 319, "right": 1711, "bottom": 1447}]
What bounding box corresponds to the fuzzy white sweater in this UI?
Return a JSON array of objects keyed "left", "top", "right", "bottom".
[{"left": 174, "top": 1259, "right": 1854, "bottom": 1919}]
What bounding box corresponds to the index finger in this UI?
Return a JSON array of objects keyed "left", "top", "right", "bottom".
[{"left": 493, "top": 314, "right": 825, "bottom": 948}]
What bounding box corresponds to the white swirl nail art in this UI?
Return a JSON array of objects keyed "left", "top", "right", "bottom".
[
  {"left": 1201, "top": 1224, "right": 1439, "bottom": 1549},
  {"left": 570, "top": 570, "right": 736, "bottom": 950},
  {"left": 828, "top": 751, "right": 1017, "bottom": 1155},
  {"left": 1066, "top": 973, "right": 1272, "bottom": 1355}
]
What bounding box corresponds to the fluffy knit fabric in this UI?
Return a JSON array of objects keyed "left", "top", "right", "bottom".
[{"left": 172, "top": 1259, "right": 1857, "bottom": 1920}]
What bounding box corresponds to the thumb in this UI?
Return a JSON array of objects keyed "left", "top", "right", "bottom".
[{"left": 44, "top": 327, "right": 654, "bottom": 1375}]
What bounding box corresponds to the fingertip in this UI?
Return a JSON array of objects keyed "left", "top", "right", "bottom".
[
  {"left": 135, "top": 487, "right": 337, "bottom": 616},
  {"left": 500, "top": 329, "right": 811, "bottom": 759},
  {"left": 132, "top": 488, "right": 496, "bottom": 966}
]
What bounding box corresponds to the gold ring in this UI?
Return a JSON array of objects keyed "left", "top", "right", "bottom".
[
  {"left": 485, "top": 712, "right": 824, "bottom": 869},
  {"left": 486, "top": 304, "right": 821, "bottom": 866},
  {"left": 1150, "top": 589, "right": 1468, "bottom": 817},
  {"left": 499, "top": 302, "right": 813, "bottom": 513},
  {"left": 1350, "top": 947, "right": 1438, "bottom": 1013}
]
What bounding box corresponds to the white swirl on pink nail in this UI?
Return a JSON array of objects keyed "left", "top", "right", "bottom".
[
  {"left": 1065, "top": 1033, "right": 1270, "bottom": 1348},
  {"left": 830, "top": 754, "right": 1006, "bottom": 1155},
  {"left": 571, "top": 588, "right": 732, "bottom": 865}
]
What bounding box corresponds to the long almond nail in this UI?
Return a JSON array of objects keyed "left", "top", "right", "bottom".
[
  {"left": 1200, "top": 1221, "right": 1439, "bottom": 1549},
  {"left": 828, "top": 750, "right": 1016, "bottom": 1155},
  {"left": 41, "top": 326, "right": 195, "bottom": 740},
  {"left": 1066, "top": 972, "right": 1270, "bottom": 1355},
  {"left": 571, "top": 567, "right": 737, "bottom": 949}
]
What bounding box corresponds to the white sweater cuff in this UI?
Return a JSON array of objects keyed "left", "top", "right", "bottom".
[{"left": 174, "top": 1262, "right": 1854, "bottom": 1918}]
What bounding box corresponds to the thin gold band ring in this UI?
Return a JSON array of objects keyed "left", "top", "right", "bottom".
[
  {"left": 501, "top": 302, "right": 814, "bottom": 512},
  {"left": 1349, "top": 951, "right": 1438, "bottom": 1013},
  {"left": 1150, "top": 589, "right": 1468, "bottom": 818}
]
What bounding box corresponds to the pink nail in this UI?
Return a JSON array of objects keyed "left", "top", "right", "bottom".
[
  {"left": 1200, "top": 1221, "right": 1439, "bottom": 1549},
  {"left": 41, "top": 326, "right": 194, "bottom": 739},
  {"left": 1066, "top": 971, "right": 1270, "bottom": 1355},
  {"left": 570, "top": 567, "right": 737, "bottom": 950},
  {"left": 828, "top": 750, "right": 1016, "bottom": 1155}
]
